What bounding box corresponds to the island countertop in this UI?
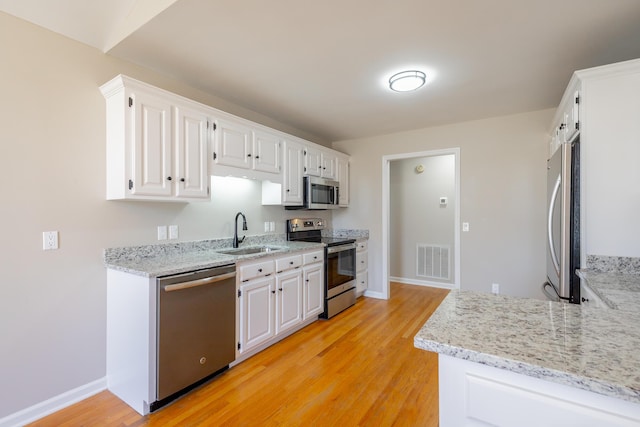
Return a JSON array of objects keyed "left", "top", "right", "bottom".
[{"left": 414, "top": 290, "right": 640, "bottom": 404}]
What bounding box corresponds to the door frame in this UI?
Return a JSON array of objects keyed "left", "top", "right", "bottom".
[{"left": 381, "top": 148, "right": 461, "bottom": 299}]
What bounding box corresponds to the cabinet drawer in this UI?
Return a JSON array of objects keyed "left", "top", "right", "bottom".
[
  {"left": 356, "top": 240, "right": 368, "bottom": 252},
  {"left": 356, "top": 251, "right": 368, "bottom": 273},
  {"left": 356, "top": 271, "right": 368, "bottom": 291},
  {"left": 239, "top": 259, "right": 275, "bottom": 282},
  {"left": 275, "top": 254, "right": 303, "bottom": 273},
  {"left": 303, "top": 250, "right": 324, "bottom": 265}
]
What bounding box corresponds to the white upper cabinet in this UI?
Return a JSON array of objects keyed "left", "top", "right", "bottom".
[
  {"left": 282, "top": 139, "right": 304, "bottom": 205},
  {"left": 174, "top": 102, "right": 210, "bottom": 199},
  {"left": 211, "top": 118, "right": 282, "bottom": 179},
  {"left": 101, "top": 75, "right": 210, "bottom": 202},
  {"left": 304, "top": 145, "right": 323, "bottom": 176},
  {"left": 549, "top": 78, "right": 581, "bottom": 158},
  {"left": 101, "top": 75, "right": 350, "bottom": 205},
  {"left": 336, "top": 153, "right": 349, "bottom": 206},
  {"left": 130, "top": 89, "right": 173, "bottom": 198},
  {"left": 252, "top": 129, "right": 281, "bottom": 174},
  {"left": 213, "top": 117, "right": 252, "bottom": 169},
  {"left": 321, "top": 151, "right": 337, "bottom": 180}
]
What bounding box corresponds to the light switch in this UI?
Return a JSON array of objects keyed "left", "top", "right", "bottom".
[
  {"left": 462, "top": 222, "right": 469, "bottom": 232},
  {"left": 169, "top": 225, "right": 179, "bottom": 240},
  {"left": 157, "top": 226, "right": 168, "bottom": 240}
]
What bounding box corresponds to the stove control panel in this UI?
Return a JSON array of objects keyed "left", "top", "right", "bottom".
[{"left": 287, "top": 218, "right": 325, "bottom": 232}]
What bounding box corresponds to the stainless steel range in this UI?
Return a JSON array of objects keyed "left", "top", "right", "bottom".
[{"left": 287, "top": 218, "right": 357, "bottom": 319}]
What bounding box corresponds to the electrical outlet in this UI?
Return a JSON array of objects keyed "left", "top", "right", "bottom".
[
  {"left": 492, "top": 283, "right": 500, "bottom": 294},
  {"left": 157, "top": 226, "right": 168, "bottom": 240},
  {"left": 264, "top": 222, "right": 270, "bottom": 232},
  {"left": 42, "top": 231, "right": 59, "bottom": 250},
  {"left": 270, "top": 221, "right": 275, "bottom": 232},
  {"left": 169, "top": 225, "right": 179, "bottom": 240},
  {"left": 462, "top": 222, "right": 469, "bottom": 232}
]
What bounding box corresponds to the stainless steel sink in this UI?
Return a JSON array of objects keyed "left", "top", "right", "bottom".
[{"left": 216, "top": 246, "right": 283, "bottom": 256}]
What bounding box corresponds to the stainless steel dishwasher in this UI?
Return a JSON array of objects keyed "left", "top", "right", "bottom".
[{"left": 156, "top": 263, "right": 236, "bottom": 407}]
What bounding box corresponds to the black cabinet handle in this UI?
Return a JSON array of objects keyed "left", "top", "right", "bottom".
[
  {"left": 247, "top": 154, "right": 252, "bottom": 157},
  {"left": 180, "top": 178, "right": 185, "bottom": 182},
  {"left": 255, "top": 155, "right": 260, "bottom": 159},
  {"left": 258, "top": 268, "right": 263, "bottom": 273},
  {"left": 271, "top": 290, "right": 275, "bottom": 294},
  {"left": 279, "top": 288, "right": 283, "bottom": 291},
  {"left": 582, "top": 297, "right": 589, "bottom": 303},
  {"left": 167, "top": 176, "right": 172, "bottom": 181}
]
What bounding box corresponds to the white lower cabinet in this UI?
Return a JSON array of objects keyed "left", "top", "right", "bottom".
[
  {"left": 275, "top": 269, "right": 303, "bottom": 334},
  {"left": 356, "top": 239, "right": 368, "bottom": 295},
  {"left": 439, "top": 354, "right": 640, "bottom": 427},
  {"left": 236, "top": 249, "right": 323, "bottom": 361},
  {"left": 239, "top": 275, "right": 276, "bottom": 353},
  {"left": 303, "top": 262, "right": 324, "bottom": 319}
]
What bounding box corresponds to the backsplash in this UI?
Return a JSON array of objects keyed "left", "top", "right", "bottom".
[{"left": 586, "top": 255, "right": 640, "bottom": 274}]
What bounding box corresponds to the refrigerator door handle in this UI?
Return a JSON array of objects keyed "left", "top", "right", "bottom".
[{"left": 548, "top": 175, "right": 561, "bottom": 278}]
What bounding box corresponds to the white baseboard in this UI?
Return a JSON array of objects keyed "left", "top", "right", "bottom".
[
  {"left": 389, "top": 276, "right": 456, "bottom": 290},
  {"left": 363, "top": 289, "right": 386, "bottom": 299},
  {"left": 0, "top": 377, "right": 107, "bottom": 427}
]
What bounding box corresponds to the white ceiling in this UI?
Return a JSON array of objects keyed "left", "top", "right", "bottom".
[{"left": 3, "top": 0, "right": 640, "bottom": 142}]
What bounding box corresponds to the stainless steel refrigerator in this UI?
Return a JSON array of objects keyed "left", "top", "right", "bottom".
[{"left": 542, "top": 138, "right": 581, "bottom": 303}]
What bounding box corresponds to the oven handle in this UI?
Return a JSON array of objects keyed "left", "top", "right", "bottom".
[{"left": 327, "top": 243, "right": 356, "bottom": 254}]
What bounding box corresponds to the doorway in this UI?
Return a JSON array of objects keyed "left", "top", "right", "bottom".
[{"left": 381, "top": 149, "right": 460, "bottom": 299}]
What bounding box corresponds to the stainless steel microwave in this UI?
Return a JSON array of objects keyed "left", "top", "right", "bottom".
[{"left": 286, "top": 176, "right": 340, "bottom": 210}]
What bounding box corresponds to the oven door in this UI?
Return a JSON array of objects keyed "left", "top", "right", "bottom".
[{"left": 326, "top": 243, "right": 356, "bottom": 298}]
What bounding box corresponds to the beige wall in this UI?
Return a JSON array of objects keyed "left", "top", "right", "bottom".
[
  {"left": 333, "top": 108, "right": 554, "bottom": 299},
  {"left": 0, "top": 12, "right": 329, "bottom": 419}
]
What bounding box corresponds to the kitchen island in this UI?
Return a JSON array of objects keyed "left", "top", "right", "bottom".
[{"left": 415, "top": 290, "right": 640, "bottom": 426}]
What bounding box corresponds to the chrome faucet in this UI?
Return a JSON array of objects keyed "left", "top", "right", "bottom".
[{"left": 233, "top": 212, "right": 248, "bottom": 248}]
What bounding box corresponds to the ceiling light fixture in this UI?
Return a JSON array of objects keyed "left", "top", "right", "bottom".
[{"left": 389, "top": 70, "right": 427, "bottom": 92}]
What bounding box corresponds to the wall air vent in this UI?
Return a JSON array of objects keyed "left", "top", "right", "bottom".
[{"left": 417, "top": 244, "right": 450, "bottom": 280}]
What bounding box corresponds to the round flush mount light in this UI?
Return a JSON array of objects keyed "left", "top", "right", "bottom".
[{"left": 389, "top": 70, "right": 427, "bottom": 92}]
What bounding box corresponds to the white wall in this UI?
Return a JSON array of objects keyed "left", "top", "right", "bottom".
[
  {"left": 0, "top": 12, "right": 329, "bottom": 419},
  {"left": 333, "top": 108, "right": 553, "bottom": 299},
  {"left": 390, "top": 155, "right": 456, "bottom": 284},
  {"left": 579, "top": 62, "right": 640, "bottom": 258}
]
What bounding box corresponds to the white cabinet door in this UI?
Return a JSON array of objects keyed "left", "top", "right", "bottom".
[
  {"left": 275, "top": 269, "right": 303, "bottom": 335},
  {"left": 304, "top": 145, "right": 322, "bottom": 176},
  {"left": 253, "top": 130, "right": 281, "bottom": 174},
  {"left": 336, "top": 154, "right": 349, "bottom": 206},
  {"left": 130, "top": 89, "right": 173, "bottom": 197},
  {"left": 282, "top": 139, "right": 304, "bottom": 205},
  {"left": 174, "top": 103, "right": 210, "bottom": 199},
  {"left": 303, "top": 263, "right": 324, "bottom": 319},
  {"left": 239, "top": 276, "right": 275, "bottom": 354},
  {"left": 320, "top": 152, "right": 337, "bottom": 179},
  {"left": 213, "top": 117, "right": 252, "bottom": 169}
]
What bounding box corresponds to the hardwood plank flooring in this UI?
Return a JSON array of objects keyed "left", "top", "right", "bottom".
[{"left": 29, "top": 283, "right": 448, "bottom": 427}]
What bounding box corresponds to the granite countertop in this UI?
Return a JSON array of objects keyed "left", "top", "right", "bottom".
[
  {"left": 577, "top": 270, "right": 640, "bottom": 311},
  {"left": 104, "top": 237, "right": 323, "bottom": 278},
  {"left": 415, "top": 290, "right": 640, "bottom": 404},
  {"left": 104, "top": 229, "right": 367, "bottom": 278}
]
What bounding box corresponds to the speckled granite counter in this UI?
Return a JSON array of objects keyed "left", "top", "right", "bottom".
[
  {"left": 415, "top": 290, "right": 640, "bottom": 404},
  {"left": 104, "top": 234, "right": 323, "bottom": 277},
  {"left": 577, "top": 255, "right": 640, "bottom": 311}
]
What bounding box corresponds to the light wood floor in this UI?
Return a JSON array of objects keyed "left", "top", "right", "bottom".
[{"left": 30, "top": 283, "right": 448, "bottom": 427}]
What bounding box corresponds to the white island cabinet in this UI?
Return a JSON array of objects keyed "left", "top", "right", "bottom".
[{"left": 415, "top": 290, "right": 640, "bottom": 427}]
